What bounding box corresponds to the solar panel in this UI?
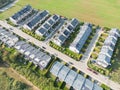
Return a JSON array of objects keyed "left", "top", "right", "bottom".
[
  {"left": 43, "top": 23, "right": 50, "bottom": 30},
  {"left": 48, "top": 19, "right": 54, "bottom": 25},
  {"left": 38, "top": 28, "right": 47, "bottom": 34},
  {"left": 67, "top": 25, "right": 73, "bottom": 32},
  {"left": 71, "top": 18, "right": 79, "bottom": 27},
  {"left": 27, "top": 10, "right": 49, "bottom": 29},
  {"left": 53, "top": 15, "right": 59, "bottom": 21},
  {"left": 63, "top": 30, "right": 70, "bottom": 36},
  {"left": 59, "top": 35, "right": 66, "bottom": 42},
  {"left": 12, "top": 5, "right": 32, "bottom": 20}
]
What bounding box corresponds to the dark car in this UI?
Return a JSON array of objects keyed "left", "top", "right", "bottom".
[
  {"left": 87, "top": 68, "right": 92, "bottom": 71},
  {"left": 42, "top": 46, "right": 46, "bottom": 49},
  {"left": 93, "top": 71, "right": 98, "bottom": 75}
]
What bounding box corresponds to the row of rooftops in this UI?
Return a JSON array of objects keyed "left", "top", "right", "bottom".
[
  {"left": 25, "top": 10, "right": 49, "bottom": 30},
  {"left": 50, "top": 61, "right": 103, "bottom": 90},
  {"left": 96, "top": 28, "right": 120, "bottom": 68},
  {"left": 0, "top": 27, "right": 19, "bottom": 47},
  {"left": 0, "top": 27, "right": 51, "bottom": 69},
  {"left": 10, "top": 5, "right": 81, "bottom": 40},
  {"left": 69, "top": 23, "right": 92, "bottom": 53},
  {"left": 53, "top": 18, "right": 79, "bottom": 46},
  {"left": 12, "top": 5, "right": 32, "bottom": 21},
  {"left": 14, "top": 41, "right": 51, "bottom": 69},
  {"left": 35, "top": 14, "right": 60, "bottom": 36},
  {"left": 10, "top": 5, "right": 50, "bottom": 29}
]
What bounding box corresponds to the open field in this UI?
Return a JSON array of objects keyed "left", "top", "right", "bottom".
[
  {"left": 0, "top": 63, "right": 39, "bottom": 90},
  {"left": 0, "top": 0, "right": 120, "bottom": 28}
]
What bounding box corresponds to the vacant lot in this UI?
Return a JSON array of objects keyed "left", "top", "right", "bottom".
[{"left": 0, "top": 0, "right": 120, "bottom": 28}]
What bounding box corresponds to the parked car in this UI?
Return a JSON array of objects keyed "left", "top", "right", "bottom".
[
  {"left": 68, "top": 61, "right": 73, "bottom": 65},
  {"left": 42, "top": 46, "right": 46, "bottom": 49},
  {"left": 93, "top": 71, "right": 98, "bottom": 75},
  {"left": 87, "top": 68, "right": 92, "bottom": 71}
]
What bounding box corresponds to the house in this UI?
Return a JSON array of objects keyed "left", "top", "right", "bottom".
[
  {"left": 100, "top": 46, "right": 113, "bottom": 58},
  {"left": 0, "top": 30, "right": 9, "bottom": 36},
  {"left": 72, "top": 74, "right": 85, "bottom": 90},
  {"left": 53, "top": 18, "right": 79, "bottom": 46},
  {"left": 35, "top": 14, "right": 60, "bottom": 36},
  {"left": 69, "top": 23, "right": 92, "bottom": 53},
  {"left": 4, "top": 33, "right": 12, "bottom": 38},
  {"left": 29, "top": 49, "right": 40, "bottom": 59},
  {"left": 19, "top": 43, "right": 31, "bottom": 53},
  {"left": 10, "top": 5, "right": 33, "bottom": 25},
  {"left": 8, "top": 35, "right": 19, "bottom": 43},
  {"left": 24, "top": 46, "right": 35, "bottom": 56},
  {"left": 38, "top": 55, "right": 51, "bottom": 69},
  {"left": 23, "top": 10, "right": 49, "bottom": 30},
  {"left": 50, "top": 61, "right": 103, "bottom": 90},
  {"left": 57, "top": 66, "right": 70, "bottom": 81},
  {"left": 109, "top": 28, "right": 120, "bottom": 38},
  {"left": 93, "top": 84, "right": 103, "bottom": 90},
  {"left": 50, "top": 61, "right": 64, "bottom": 77},
  {"left": 96, "top": 53, "right": 111, "bottom": 68},
  {"left": 96, "top": 28, "right": 119, "bottom": 68},
  {"left": 82, "top": 79, "right": 94, "bottom": 90},
  {"left": 0, "top": 29, "right": 19, "bottom": 47},
  {"left": 33, "top": 52, "right": 45, "bottom": 63},
  {"left": 64, "top": 70, "right": 78, "bottom": 86},
  {"left": 70, "top": 18, "right": 79, "bottom": 28},
  {"left": 14, "top": 41, "right": 26, "bottom": 49},
  {"left": 53, "top": 34, "right": 67, "bottom": 46}
]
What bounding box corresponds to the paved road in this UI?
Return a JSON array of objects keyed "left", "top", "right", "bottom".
[
  {"left": 81, "top": 28, "right": 103, "bottom": 64},
  {"left": 0, "top": 20, "right": 120, "bottom": 90}
]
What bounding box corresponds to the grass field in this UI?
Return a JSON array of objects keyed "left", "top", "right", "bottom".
[{"left": 0, "top": 0, "right": 120, "bottom": 28}]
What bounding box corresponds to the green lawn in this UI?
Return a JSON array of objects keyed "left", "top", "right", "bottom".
[{"left": 0, "top": 0, "right": 120, "bottom": 28}]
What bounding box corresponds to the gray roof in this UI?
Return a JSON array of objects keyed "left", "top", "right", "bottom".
[
  {"left": 0, "top": 28, "right": 6, "bottom": 33},
  {"left": 69, "top": 23, "right": 92, "bottom": 53},
  {"left": 24, "top": 46, "right": 35, "bottom": 56},
  {"left": 50, "top": 61, "right": 64, "bottom": 76},
  {"left": 58, "top": 66, "right": 70, "bottom": 81},
  {"left": 15, "top": 41, "right": 26, "bottom": 46},
  {"left": 29, "top": 49, "right": 40, "bottom": 59},
  {"left": 104, "top": 36, "right": 117, "bottom": 46},
  {"left": 40, "top": 54, "right": 51, "bottom": 62},
  {"left": 100, "top": 46, "right": 113, "bottom": 57},
  {"left": 0, "top": 31, "right": 9, "bottom": 35},
  {"left": 93, "top": 84, "right": 103, "bottom": 90},
  {"left": 82, "top": 79, "right": 94, "bottom": 90},
  {"left": 109, "top": 28, "right": 120, "bottom": 37},
  {"left": 72, "top": 74, "right": 85, "bottom": 90},
  {"left": 65, "top": 70, "right": 78, "bottom": 86},
  {"left": 70, "top": 18, "right": 79, "bottom": 28},
  {"left": 59, "top": 34, "right": 67, "bottom": 42},
  {"left": 97, "top": 53, "right": 111, "bottom": 64},
  {"left": 96, "top": 28, "right": 119, "bottom": 68}
]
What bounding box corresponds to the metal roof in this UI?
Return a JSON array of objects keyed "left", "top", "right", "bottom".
[
  {"left": 72, "top": 74, "right": 85, "bottom": 90},
  {"left": 65, "top": 70, "right": 78, "bottom": 86},
  {"left": 50, "top": 61, "right": 64, "bottom": 76}
]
